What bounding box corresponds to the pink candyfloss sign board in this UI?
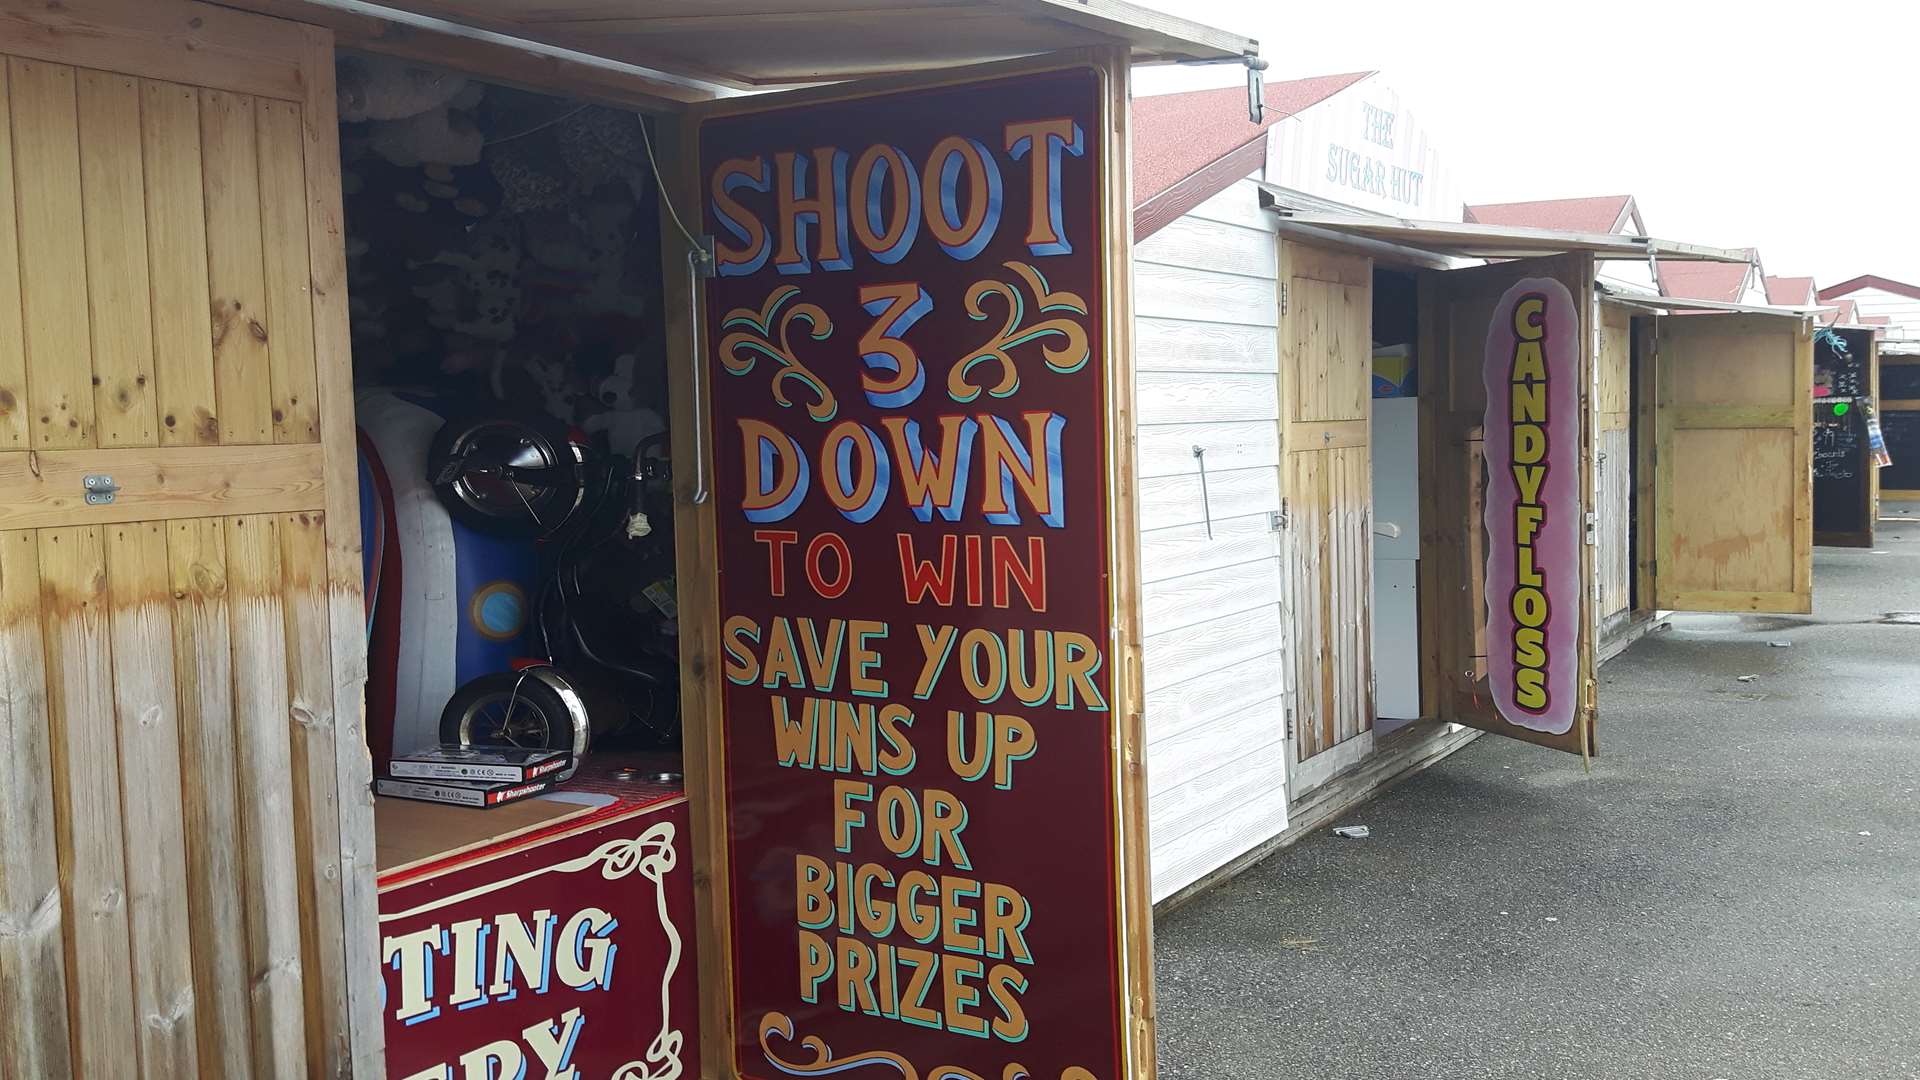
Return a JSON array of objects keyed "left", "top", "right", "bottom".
[{"left": 1482, "top": 278, "right": 1582, "bottom": 735}]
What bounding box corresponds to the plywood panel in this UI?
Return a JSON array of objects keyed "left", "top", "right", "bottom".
[
  {"left": 1134, "top": 260, "right": 1278, "bottom": 327},
  {"left": 1598, "top": 425, "right": 1632, "bottom": 619},
  {"left": 200, "top": 89, "right": 274, "bottom": 445},
  {"left": 37, "top": 526, "right": 138, "bottom": 1076},
  {"left": 221, "top": 515, "right": 308, "bottom": 1078},
  {"left": 166, "top": 518, "right": 253, "bottom": 1077},
  {"left": 141, "top": 78, "right": 221, "bottom": 446},
  {"left": 1667, "top": 427, "right": 1796, "bottom": 594},
  {"left": 102, "top": 522, "right": 199, "bottom": 1077},
  {"left": 1134, "top": 316, "right": 1277, "bottom": 374},
  {"left": 77, "top": 69, "right": 159, "bottom": 448},
  {"left": 254, "top": 98, "right": 319, "bottom": 445},
  {"left": 1654, "top": 314, "right": 1812, "bottom": 613},
  {"left": 1597, "top": 301, "right": 1632, "bottom": 419},
  {"left": 11, "top": 58, "right": 96, "bottom": 449},
  {"left": 0, "top": 67, "right": 30, "bottom": 451},
  {"left": 1287, "top": 448, "right": 1330, "bottom": 758},
  {"left": 0, "top": 531, "right": 72, "bottom": 1076}
]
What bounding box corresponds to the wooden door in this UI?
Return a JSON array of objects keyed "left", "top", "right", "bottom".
[
  {"left": 1279, "top": 239, "right": 1373, "bottom": 766},
  {"left": 1595, "top": 301, "right": 1635, "bottom": 629},
  {"left": 1417, "top": 253, "right": 1598, "bottom": 758},
  {"left": 1651, "top": 313, "right": 1813, "bottom": 614},
  {"left": 0, "top": 1, "right": 380, "bottom": 1076}
]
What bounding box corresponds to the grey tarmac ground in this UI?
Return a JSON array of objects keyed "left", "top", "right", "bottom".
[{"left": 1154, "top": 504, "right": 1920, "bottom": 1080}]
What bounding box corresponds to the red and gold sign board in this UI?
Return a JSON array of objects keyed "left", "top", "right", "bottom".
[
  {"left": 378, "top": 788, "right": 699, "bottom": 1079},
  {"left": 697, "top": 61, "right": 1141, "bottom": 1080}
]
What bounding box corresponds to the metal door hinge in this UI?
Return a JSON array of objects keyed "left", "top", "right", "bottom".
[
  {"left": 83, "top": 474, "right": 118, "bottom": 505},
  {"left": 1284, "top": 704, "right": 1295, "bottom": 740},
  {"left": 1271, "top": 498, "right": 1290, "bottom": 531},
  {"left": 1280, "top": 282, "right": 1289, "bottom": 317}
]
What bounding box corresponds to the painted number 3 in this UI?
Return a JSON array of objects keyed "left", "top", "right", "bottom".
[{"left": 858, "top": 282, "right": 935, "bottom": 408}]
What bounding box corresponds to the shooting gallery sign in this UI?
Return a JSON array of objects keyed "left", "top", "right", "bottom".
[
  {"left": 1482, "top": 279, "right": 1582, "bottom": 740},
  {"left": 698, "top": 64, "right": 1137, "bottom": 1080}
]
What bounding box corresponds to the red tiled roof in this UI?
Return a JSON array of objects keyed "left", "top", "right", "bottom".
[
  {"left": 1131, "top": 71, "right": 1373, "bottom": 209},
  {"left": 1463, "top": 195, "right": 1634, "bottom": 234},
  {"left": 1662, "top": 251, "right": 1756, "bottom": 303},
  {"left": 1821, "top": 298, "right": 1860, "bottom": 326},
  {"left": 1818, "top": 274, "right": 1920, "bottom": 302},
  {"left": 1763, "top": 275, "right": 1815, "bottom": 306},
  {"left": 1860, "top": 315, "right": 1892, "bottom": 326}
]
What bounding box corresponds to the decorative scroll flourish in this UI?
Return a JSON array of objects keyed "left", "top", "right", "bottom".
[
  {"left": 949, "top": 260, "right": 1092, "bottom": 404},
  {"left": 720, "top": 285, "right": 838, "bottom": 421},
  {"left": 614, "top": 822, "right": 686, "bottom": 1080},
  {"left": 758, "top": 1012, "right": 1097, "bottom": 1080}
]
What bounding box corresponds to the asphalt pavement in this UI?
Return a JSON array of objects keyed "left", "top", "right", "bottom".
[{"left": 1154, "top": 504, "right": 1920, "bottom": 1080}]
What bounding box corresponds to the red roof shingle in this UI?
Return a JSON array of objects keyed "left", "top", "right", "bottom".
[
  {"left": 1131, "top": 71, "right": 1372, "bottom": 209},
  {"left": 1763, "top": 275, "right": 1816, "bottom": 306},
  {"left": 1464, "top": 195, "right": 1634, "bottom": 234},
  {"left": 1662, "top": 251, "right": 1757, "bottom": 304}
]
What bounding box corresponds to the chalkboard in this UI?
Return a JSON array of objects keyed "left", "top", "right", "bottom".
[
  {"left": 1885, "top": 363, "right": 1920, "bottom": 402},
  {"left": 1814, "top": 414, "right": 1861, "bottom": 481},
  {"left": 1884, "top": 411, "right": 1920, "bottom": 492}
]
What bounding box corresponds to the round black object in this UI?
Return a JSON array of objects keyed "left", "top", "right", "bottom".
[
  {"left": 439, "top": 670, "right": 579, "bottom": 752},
  {"left": 427, "top": 411, "right": 585, "bottom": 539}
]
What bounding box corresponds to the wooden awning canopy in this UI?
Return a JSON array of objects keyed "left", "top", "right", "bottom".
[{"left": 215, "top": 0, "right": 1258, "bottom": 106}]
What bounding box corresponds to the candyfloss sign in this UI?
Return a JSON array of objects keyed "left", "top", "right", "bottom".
[{"left": 1482, "top": 279, "right": 1581, "bottom": 735}]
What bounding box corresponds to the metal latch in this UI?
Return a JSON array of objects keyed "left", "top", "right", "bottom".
[
  {"left": 1271, "top": 498, "right": 1290, "bottom": 531},
  {"left": 83, "top": 474, "right": 118, "bottom": 505}
]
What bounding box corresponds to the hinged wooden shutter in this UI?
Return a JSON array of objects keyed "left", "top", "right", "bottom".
[{"left": 0, "top": 0, "right": 381, "bottom": 1075}]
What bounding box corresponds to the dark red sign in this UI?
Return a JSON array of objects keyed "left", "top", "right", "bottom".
[
  {"left": 699, "top": 66, "right": 1124, "bottom": 1080},
  {"left": 379, "top": 798, "right": 699, "bottom": 1080}
]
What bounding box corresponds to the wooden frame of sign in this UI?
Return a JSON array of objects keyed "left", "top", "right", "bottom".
[{"left": 657, "top": 46, "right": 1152, "bottom": 1080}]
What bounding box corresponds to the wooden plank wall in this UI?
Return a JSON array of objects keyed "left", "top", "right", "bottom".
[
  {"left": 0, "top": 7, "right": 373, "bottom": 1072},
  {"left": 1596, "top": 302, "right": 1634, "bottom": 623},
  {"left": 1133, "top": 177, "right": 1290, "bottom": 903}
]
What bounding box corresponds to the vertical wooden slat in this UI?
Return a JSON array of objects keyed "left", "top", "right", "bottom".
[
  {"left": 38, "top": 525, "right": 138, "bottom": 1077},
  {"left": 142, "top": 79, "right": 220, "bottom": 447},
  {"left": 199, "top": 90, "right": 272, "bottom": 446},
  {"left": 102, "top": 523, "right": 198, "bottom": 1078},
  {"left": 166, "top": 518, "right": 253, "bottom": 1077},
  {"left": 0, "top": 531, "right": 73, "bottom": 1075},
  {"left": 278, "top": 510, "right": 348, "bottom": 1077},
  {"left": 0, "top": 65, "right": 30, "bottom": 451},
  {"left": 297, "top": 25, "right": 385, "bottom": 1073},
  {"left": 77, "top": 70, "right": 158, "bottom": 449},
  {"left": 11, "top": 59, "right": 96, "bottom": 450},
  {"left": 221, "top": 514, "right": 308, "bottom": 1078},
  {"left": 254, "top": 99, "right": 318, "bottom": 446}
]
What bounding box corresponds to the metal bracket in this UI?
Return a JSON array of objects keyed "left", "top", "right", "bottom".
[
  {"left": 83, "top": 474, "right": 118, "bottom": 505},
  {"left": 1270, "top": 499, "right": 1289, "bottom": 532},
  {"left": 1192, "top": 445, "right": 1212, "bottom": 539}
]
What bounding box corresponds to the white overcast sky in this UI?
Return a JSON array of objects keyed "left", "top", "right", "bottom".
[{"left": 1133, "top": 0, "right": 1920, "bottom": 289}]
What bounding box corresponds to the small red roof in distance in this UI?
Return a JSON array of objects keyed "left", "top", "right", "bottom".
[
  {"left": 1818, "top": 274, "right": 1920, "bottom": 302},
  {"left": 1860, "top": 315, "right": 1892, "bottom": 326},
  {"left": 1463, "top": 195, "right": 1633, "bottom": 234},
  {"left": 1822, "top": 298, "right": 1860, "bottom": 326},
  {"left": 1132, "top": 71, "right": 1373, "bottom": 208},
  {"left": 1661, "top": 258, "right": 1753, "bottom": 303},
  {"left": 1764, "top": 275, "right": 1815, "bottom": 306}
]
